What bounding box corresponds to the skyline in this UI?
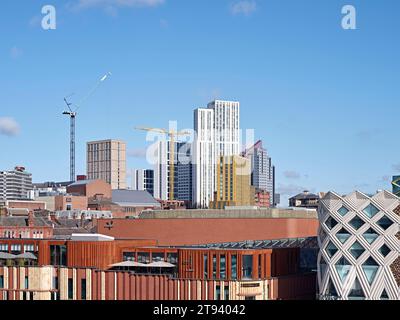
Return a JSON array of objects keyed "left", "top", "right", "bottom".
[{"left": 1, "top": 0, "right": 400, "bottom": 206}]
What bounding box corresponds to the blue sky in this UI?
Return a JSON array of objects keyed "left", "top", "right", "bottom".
[{"left": 1, "top": 0, "right": 399, "bottom": 205}]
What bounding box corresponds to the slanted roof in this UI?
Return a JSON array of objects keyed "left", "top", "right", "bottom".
[
  {"left": 112, "top": 190, "right": 161, "bottom": 208},
  {"left": 290, "top": 191, "right": 319, "bottom": 201},
  {"left": 68, "top": 179, "right": 97, "bottom": 187}
]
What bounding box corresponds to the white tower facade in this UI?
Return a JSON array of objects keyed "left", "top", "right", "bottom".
[
  {"left": 193, "top": 108, "right": 215, "bottom": 208},
  {"left": 207, "top": 100, "right": 240, "bottom": 158},
  {"left": 317, "top": 191, "right": 400, "bottom": 300}
]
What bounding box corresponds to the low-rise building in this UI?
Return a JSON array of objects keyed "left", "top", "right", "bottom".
[{"left": 289, "top": 191, "right": 320, "bottom": 209}]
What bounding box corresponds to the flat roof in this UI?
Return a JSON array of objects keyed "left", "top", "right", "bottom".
[{"left": 139, "top": 207, "right": 317, "bottom": 219}]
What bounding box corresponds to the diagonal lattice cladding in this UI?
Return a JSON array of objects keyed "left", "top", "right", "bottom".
[
  {"left": 390, "top": 256, "right": 400, "bottom": 287},
  {"left": 393, "top": 204, "right": 400, "bottom": 216}
]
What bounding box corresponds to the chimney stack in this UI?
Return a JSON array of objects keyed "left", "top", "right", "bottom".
[{"left": 28, "top": 211, "right": 34, "bottom": 227}]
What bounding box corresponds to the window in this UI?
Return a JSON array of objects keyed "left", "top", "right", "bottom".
[
  {"left": 362, "top": 228, "right": 379, "bottom": 244},
  {"left": 137, "top": 252, "right": 150, "bottom": 264},
  {"left": 335, "top": 257, "right": 351, "bottom": 283},
  {"left": 212, "top": 255, "right": 217, "bottom": 279},
  {"left": 362, "top": 257, "right": 379, "bottom": 285},
  {"left": 0, "top": 275, "right": 3, "bottom": 289},
  {"left": 231, "top": 255, "right": 237, "bottom": 280},
  {"left": 349, "top": 241, "right": 365, "bottom": 260},
  {"left": 324, "top": 217, "right": 338, "bottom": 230},
  {"left": 380, "top": 289, "right": 389, "bottom": 300},
  {"left": 0, "top": 244, "right": 8, "bottom": 252},
  {"left": 203, "top": 254, "right": 208, "bottom": 279},
  {"left": 50, "top": 245, "right": 67, "bottom": 266},
  {"left": 337, "top": 206, "right": 349, "bottom": 216},
  {"left": 378, "top": 244, "right": 391, "bottom": 257},
  {"left": 25, "top": 276, "right": 29, "bottom": 289},
  {"left": 325, "top": 242, "right": 338, "bottom": 258},
  {"left": 68, "top": 278, "right": 73, "bottom": 300},
  {"left": 123, "top": 252, "right": 135, "bottom": 262},
  {"left": 348, "top": 277, "right": 365, "bottom": 300},
  {"left": 152, "top": 252, "right": 165, "bottom": 262},
  {"left": 215, "top": 285, "right": 221, "bottom": 300},
  {"left": 81, "top": 279, "right": 87, "bottom": 300},
  {"left": 24, "top": 244, "right": 34, "bottom": 252},
  {"left": 220, "top": 255, "right": 226, "bottom": 279},
  {"left": 224, "top": 285, "right": 229, "bottom": 300},
  {"left": 362, "top": 204, "right": 379, "bottom": 218},
  {"left": 336, "top": 228, "right": 351, "bottom": 244},
  {"left": 376, "top": 216, "right": 393, "bottom": 230},
  {"left": 11, "top": 244, "right": 21, "bottom": 254},
  {"left": 242, "top": 255, "right": 253, "bottom": 279},
  {"left": 349, "top": 216, "right": 365, "bottom": 230},
  {"left": 167, "top": 253, "right": 178, "bottom": 265}
]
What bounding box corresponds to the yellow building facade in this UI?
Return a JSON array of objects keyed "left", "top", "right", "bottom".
[{"left": 210, "top": 156, "right": 255, "bottom": 209}]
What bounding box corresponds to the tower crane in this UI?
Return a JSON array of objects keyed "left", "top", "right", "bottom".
[
  {"left": 62, "top": 72, "right": 111, "bottom": 182},
  {"left": 135, "top": 126, "right": 191, "bottom": 201}
]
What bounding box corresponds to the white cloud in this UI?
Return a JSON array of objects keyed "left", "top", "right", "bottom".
[
  {"left": 277, "top": 183, "right": 313, "bottom": 196},
  {"left": 230, "top": 0, "right": 257, "bottom": 16},
  {"left": 0, "top": 117, "right": 20, "bottom": 137},
  {"left": 10, "top": 46, "right": 23, "bottom": 59},
  {"left": 283, "top": 170, "right": 301, "bottom": 179},
  {"left": 127, "top": 148, "right": 147, "bottom": 158}
]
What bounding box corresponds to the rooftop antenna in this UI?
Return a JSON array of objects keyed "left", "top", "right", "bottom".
[{"left": 62, "top": 72, "right": 111, "bottom": 182}]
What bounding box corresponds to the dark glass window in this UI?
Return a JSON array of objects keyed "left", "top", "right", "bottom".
[
  {"left": 231, "top": 255, "right": 237, "bottom": 280},
  {"left": 167, "top": 253, "right": 178, "bottom": 265},
  {"left": 25, "top": 276, "right": 29, "bottom": 289},
  {"left": 0, "top": 275, "right": 3, "bottom": 289},
  {"left": 152, "top": 252, "right": 165, "bottom": 262},
  {"left": 242, "top": 255, "right": 253, "bottom": 279},
  {"left": 81, "top": 279, "right": 87, "bottom": 300},
  {"left": 212, "top": 255, "right": 217, "bottom": 279},
  {"left": 137, "top": 252, "right": 150, "bottom": 263},
  {"left": 224, "top": 285, "right": 229, "bottom": 300},
  {"left": 215, "top": 285, "right": 221, "bottom": 300},
  {"left": 203, "top": 254, "right": 208, "bottom": 279},
  {"left": 68, "top": 278, "right": 73, "bottom": 300},
  {"left": 220, "top": 255, "right": 226, "bottom": 279},
  {"left": 50, "top": 245, "right": 67, "bottom": 266},
  {"left": 123, "top": 252, "right": 135, "bottom": 261}
]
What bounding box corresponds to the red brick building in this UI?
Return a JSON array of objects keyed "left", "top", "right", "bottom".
[{"left": 67, "top": 179, "right": 112, "bottom": 199}]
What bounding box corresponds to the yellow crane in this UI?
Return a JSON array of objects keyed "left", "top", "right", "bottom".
[{"left": 135, "top": 126, "right": 191, "bottom": 201}]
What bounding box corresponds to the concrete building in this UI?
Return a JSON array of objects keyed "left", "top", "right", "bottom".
[
  {"left": 207, "top": 100, "right": 240, "bottom": 158},
  {"left": 0, "top": 167, "right": 32, "bottom": 201},
  {"left": 317, "top": 191, "right": 400, "bottom": 300},
  {"left": 87, "top": 140, "right": 126, "bottom": 190},
  {"left": 193, "top": 108, "right": 215, "bottom": 208},
  {"left": 67, "top": 179, "right": 112, "bottom": 199},
  {"left": 243, "top": 140, "right": 275, "bottom": 207},
  {"left": 32, "top": 181, "right": 70, "bottom": 198},
  {"left": 210, "top": 155, "right": 254, "bottom": 209},
  {"left": 132, "top": 169, "right": 154, "bottom": 196},
  {"left": 153, "top": 140, "right": 192, "bottom": 203},
  {"left": 289, "top": 191, "right": 320, "bottom": 209}
]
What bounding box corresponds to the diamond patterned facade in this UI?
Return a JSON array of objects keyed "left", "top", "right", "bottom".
[{"left": 317, "top": 191, "right": 400, "bottom": 300}]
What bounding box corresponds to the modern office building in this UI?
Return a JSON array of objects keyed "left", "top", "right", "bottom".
[
  {"left": 207, "top": 100, "right": 240, "bottom": 158},
  {"left": 392, "top": 176, "right": 400, "bottom": 197},
  {"left": 242, "top": 140, "right": 275, "bottom": 207},
  {"left": 86, "top": 140, "right": 126, "bottom": 190},
  {"left": 193, "top": 108, "right": 215, "bottom": 208},
  {"left": 317, "top": 190, "right": 400, "bottom": 300},
  {"left": 132, "top": 169, "right": 154, "bottom": 196},
  {"left": 153, "top": 140, "right": 192, "bottom": 202},
  {"left": 0, "top": 167, "right": 33, "bottom": 201},
  {"left": 210, "top": 156, "right": 254, "bottom": 209}
]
